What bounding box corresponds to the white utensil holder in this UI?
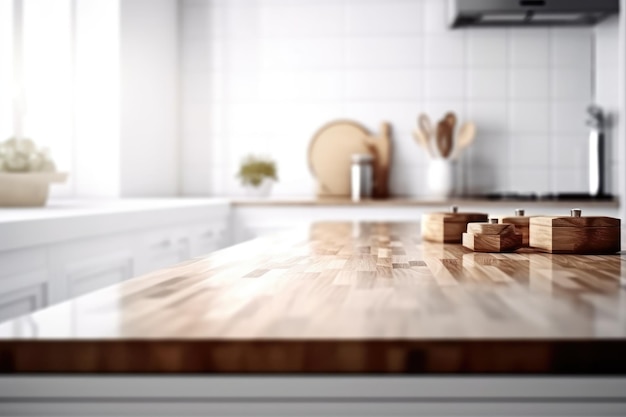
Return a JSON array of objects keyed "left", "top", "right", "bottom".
[{"left": 426, "top": 159, "right": 456, "bottom": 198}]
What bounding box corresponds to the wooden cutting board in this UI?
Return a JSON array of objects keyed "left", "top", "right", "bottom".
[
  {"left": 365, "top": 122, "right": 392, "bottom": 199},
  {"left": 308, "top": 120, "right": 372, "bottom": 197}
]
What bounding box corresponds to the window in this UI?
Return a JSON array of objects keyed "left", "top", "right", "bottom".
[{"left": 2, "top": 0, "right": 120, "bottom": 197}]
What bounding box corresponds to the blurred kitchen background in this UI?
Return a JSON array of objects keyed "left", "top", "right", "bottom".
[{"left": 0, "top": 0, "right": 622, "bottom": 200}]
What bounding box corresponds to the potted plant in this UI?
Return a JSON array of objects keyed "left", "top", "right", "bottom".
[
  {"left": 0, "top": 137, "right": 67, "bottom": 207},
  {"left": 236, "top": 155, "right": 278, "bottom": 197}
]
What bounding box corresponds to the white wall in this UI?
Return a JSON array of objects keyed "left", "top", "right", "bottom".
[
  {"left": 181, "top": 0, "right": 597, "bottom": 198},
  {"left": 74, "top": 0, "right": 120, "bottom": 197},
  {"left": 120, "top": 0, "right": 180, "bottom": 197},
  {"left": 595, "top": 16, "right": 620, "bottom": 198}
]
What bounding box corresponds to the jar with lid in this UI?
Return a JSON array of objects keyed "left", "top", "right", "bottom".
[{"left": 351, "top": 153, "right": 374, "bottom": 202}]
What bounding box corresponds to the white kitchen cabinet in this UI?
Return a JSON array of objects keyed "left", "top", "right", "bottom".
[
  {"left": 48, "top": 234, "right": 135, "bottom": 302},
  {"left": 0, "top": 281, "right": 47, "bottom": 324},
  {"left": 0, "top": 199, "right": 231, "bottom": 322},
  {"left": 135, "top": 227, "right": 191, "bottom": 276},
  {"left": 189, "top": 222, "right": 229, "bottom": 258},
  {"left": 0, "top": 249, "right": 48, "bottom": 323}
]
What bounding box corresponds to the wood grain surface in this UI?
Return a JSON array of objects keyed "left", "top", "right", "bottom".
[
  {"left": 1, "top": 222, "right": 626, "bottom": 374},
  {"left": 530, "top": 216, "right": 621, "bottom": 254},
  {"left": 500, "top": 215, "right": 534, "bottom": 246},
  {"left": 422, "top": 212, "right": 488, "bottom": 243},
  {"left": 462, "top": 223, "right": 522, "bottom": 252}
]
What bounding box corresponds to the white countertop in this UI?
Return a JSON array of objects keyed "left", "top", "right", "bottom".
[
  {"left": 0, "top": 198, "right": 230, "bottom": 223},
  {"left": 0, "top": 198, "right": 230, "bottom": 252}
]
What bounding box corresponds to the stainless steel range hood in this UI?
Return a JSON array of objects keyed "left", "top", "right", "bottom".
[{"left": 449, "top": 0, "right": 618, "bottom": 28}]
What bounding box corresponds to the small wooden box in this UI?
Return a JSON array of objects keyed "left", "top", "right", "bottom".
[
  {"left": 529, "top": 210, "right": 621, "bottom": 254},
  {"left": 463, "top": 221, "right": 523, "bottom": 253},
  {"left": 499, "top": 209, "right": 536, "bottom": 247},
  {"left": 422, "top": 207, "right": 488, "bottom": 243}
]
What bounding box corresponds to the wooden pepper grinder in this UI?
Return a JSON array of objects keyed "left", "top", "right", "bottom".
[
  {"left": 422, "top": 205, "right": 488, "bottom": 243},
  {"left": 499, "top": 208, "right": 532, "bottom": 247},
  {"left": 462, "top": 218, "right": 523, "bottom": 253},
  {"left": 529, "top": 208, "right": 621, "bottom": 254}
]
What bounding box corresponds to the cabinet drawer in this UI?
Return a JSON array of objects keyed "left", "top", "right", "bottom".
[
  {"left": 0, "top": 283, "right": 46, "bottom": 324},
  {"left": 189, "top": 223, "right": 228, "bottom": 258},
  {"left": 65, "top": 252, "right": 133, "bottom": 298},
  {"left": 135, "top": 227, "right": 190, "bottom": 275},
  {"left": 48, "top": 235, "right": 135, "bottom": 302}
]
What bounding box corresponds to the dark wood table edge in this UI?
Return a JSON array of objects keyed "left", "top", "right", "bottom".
[{"left": 1, "top": 339, "right": 625, "bottom": 374}]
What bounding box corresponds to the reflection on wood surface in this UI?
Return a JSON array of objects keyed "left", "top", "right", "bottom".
[{"left": 0, "top": 222, "right": 625, "bottom": 373}]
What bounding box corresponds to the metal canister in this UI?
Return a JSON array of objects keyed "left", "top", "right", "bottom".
[{"left": 351, "top": 153, "right": 374, "bottom": 202}]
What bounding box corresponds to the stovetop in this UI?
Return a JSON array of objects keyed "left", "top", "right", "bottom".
[{"left": 477, "top": 192, "right": 615, "bottom": 201}]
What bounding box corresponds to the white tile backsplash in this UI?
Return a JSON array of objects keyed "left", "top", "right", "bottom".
[
  {"left": 346, "top": 69, "right": 423, "bottom": 100},
  {"left": 260, "top": 3, "right": 345, "bottom": 37},
  {"left": 424, "top": 69, "right": 465, "bottom": 100},
  {"left": 509, "top": 28, "right": 550, "bottom": 68},
  {"left": 467, "top": 30, "right": 508, "bottom": 68},
  {"left": 550, "top": 28, "right": 592, "bottom": 69},
  {"left": 181, "top": 0, "right": 595, "bottom": 197},
  {"left": 509, "top": 69, "right": 550, "bottom": 100},
  {"left": 551, "top": 69, "right": 592, "bottom": 100},
  {"left": 346, "top": 37, "right": 424, "bottom": 69},
  {"left": 467, "top": 69, "right": 507, "bottom": 100},
  {"left": 508, "top": 134, "right": 550, "bottom": 168},
  {"left": 509, "top": 102, "right": 550, "bottom": 134},
  {"left": 550, "top": 101, "right": 588, "bottom": 135},
  {"left": 346, "top": 0, "right": 423, "bottom": 36},
  {"left": 424, "top": 35, "right": 465, "bottom": 68}
]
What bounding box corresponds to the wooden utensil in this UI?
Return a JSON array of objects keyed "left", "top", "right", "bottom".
[
  {"left": 412, "top": 128, "right": 434, "bottom": 157},
  {"left": 418, "top": 113, "right": 435, "bottom": 156},
  {"left": 436, "top": 119, "right": 453, "bottom": 158},
  {"left": 418, "top": 113, "right": 433, "bottom": 139},
  {"left": 451, "top": 122, "right": 476, "bottom": 160},
  {"left": 308, "top": 120, "right": 371, "bottom": 197},
  {"left": 444, "top": 112, "right": 456, "bottom": 158},
  {"left": 444, "top": 112, "right": 456, "bottom": 134},
  {"left": 365, "top": 121, "right": 392, "bottom": 199}
]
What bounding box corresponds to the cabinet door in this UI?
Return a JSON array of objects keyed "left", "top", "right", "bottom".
[
  {"left": 0, "top": 248, "right": 48, "bottom": 323},
  {"left": 0, "top": 284, "right": 46, "bottom": 324},
  {"left": 64, "top": 253, "right": 133, "bottom": 299},
  {"left": 48, "top": 235, "right": 135, "bottom": 303},
  {"left": 135, "top": 227, "right": 191, "bottom": 276},
  {"left": 189, "top": 223, "right": 229, "bottom": 258}
]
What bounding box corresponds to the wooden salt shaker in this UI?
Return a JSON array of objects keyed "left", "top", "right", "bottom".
[
  {"left": 422, "top": 205, "right": 489, "bottom": 243},
  {"left": 462, "top": 218, "right": 523, "bottom": 253},
  {"left": 529, "top": 208, "right": 621, "bottom": 254}
]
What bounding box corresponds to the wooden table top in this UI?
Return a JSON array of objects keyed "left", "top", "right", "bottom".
[{"left": 1, "top": 222, "right": 626, "bottom": 374}]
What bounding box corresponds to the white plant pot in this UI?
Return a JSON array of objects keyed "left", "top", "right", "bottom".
[
  {"left": 0, "top": 172, "right": 68, "bottom": 207},
  {"left": 243, "top": 178, "right": 274, "bottom": 198},
  {"left": 426, "top": 159, "right": 456, "bottom": 198}
]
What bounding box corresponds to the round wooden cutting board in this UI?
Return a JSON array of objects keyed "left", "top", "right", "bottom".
[{"left": 308, "top": 120, "right": 372, "bottom": 197}]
